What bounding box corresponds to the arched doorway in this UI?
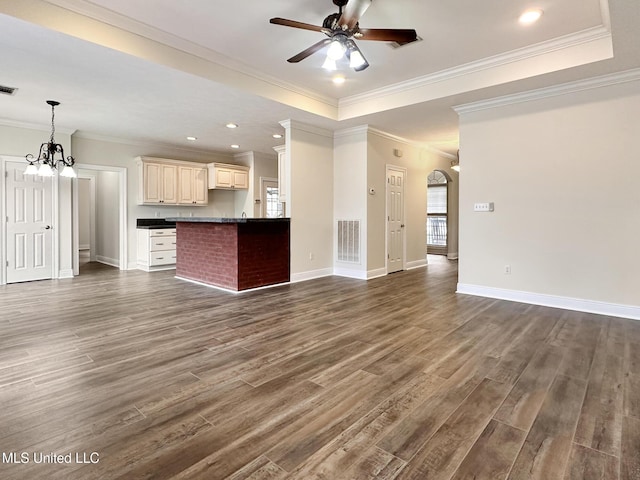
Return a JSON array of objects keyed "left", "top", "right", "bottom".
[{"left": 427, "top": 169, "right": 452, "bottom": 256}]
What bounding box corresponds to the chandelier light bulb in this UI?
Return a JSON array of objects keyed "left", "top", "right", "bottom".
[
  {"left": 60, "top": 165, "right": 77, "bottom": 178},
  {"left": 38, "top": 163, "right": 54, "bottom": 177},
  {"left": 24, "top": 163, "right": 39, "bottom": 175}
]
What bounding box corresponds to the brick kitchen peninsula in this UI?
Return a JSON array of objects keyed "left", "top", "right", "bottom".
[{"left": 166, "top": 217, "right": 290, "bottom": 291}]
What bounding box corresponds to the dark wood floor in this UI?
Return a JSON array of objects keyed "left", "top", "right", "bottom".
[{"left": 0, "top": 260, "right": 638, "bottom": 480}]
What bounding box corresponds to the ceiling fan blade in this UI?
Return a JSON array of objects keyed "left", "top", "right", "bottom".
[
  {"left": 338, "top": 0, "right": 372, "bottom": 29},
  {"left": 270, "top": 17, "right": 325, "bottom": 33},
  {"left": 357, "top": 28, "right": 419, "bottom": 45},
  {"left": 287, "top": 38, "right": 332, "bottom": 63}
]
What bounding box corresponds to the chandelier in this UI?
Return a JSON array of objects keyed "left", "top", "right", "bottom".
[{"left": 25, "top": 100, "right": 76, "bottom": 178}]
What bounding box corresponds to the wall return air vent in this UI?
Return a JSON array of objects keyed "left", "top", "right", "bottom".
[
  {"left": 337, "top": 220, "right": 360, "bottom": 263},
  {"left": 0, "top": 85, "right": 17, "bottom": 96}
]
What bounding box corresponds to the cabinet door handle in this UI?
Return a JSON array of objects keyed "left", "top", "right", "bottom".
[
  {"left": 156, "top": 242, "right": 164, "bottom": 245},
  {"left": 156, "top": 257, "right": 164, "bottom": 260}
]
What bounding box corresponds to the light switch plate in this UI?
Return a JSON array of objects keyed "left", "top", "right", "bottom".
[{"left": 474, "top": 202, "right": 494, "bottom": 212}]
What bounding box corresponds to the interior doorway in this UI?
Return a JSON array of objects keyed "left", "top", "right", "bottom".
[
  {"left": 427, "top": 169, "right": 452, "bottom": 256},
  {"left": 260, "top": 177, "right": 283, "bottom": 218},
  {"left": 386, "top": 165, "right": 406, "bottom": 274},
  {"left": 72, "top": 164, "right": 127, "bottom": 275}
]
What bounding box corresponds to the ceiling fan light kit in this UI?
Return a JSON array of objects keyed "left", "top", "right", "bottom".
[{"left": 270, "top": 0, "right": 418, "bottom": 72}]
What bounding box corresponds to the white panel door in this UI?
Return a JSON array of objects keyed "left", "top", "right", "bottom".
[
  {"left": 387, "top": 167, "right": 405, "bottom": 274},
  {"left": 5, "top": 162, "right": 53, "bottom": 283}
]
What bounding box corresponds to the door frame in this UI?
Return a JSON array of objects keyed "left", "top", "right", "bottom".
[
  {"left": 260, "top": 176, "right": 279, "bottom": 218},
  {"left": 76, "top": 174, "right": 97, "bottom": 262},
  {"left": 1, "top": 155, "right": 58, "bottom": 285},
  {"left": 385, "top": 164, "right": 407, "bottom": 274},
  {"left": 72, "top": 163, "right": 128, "bottom": 275}
]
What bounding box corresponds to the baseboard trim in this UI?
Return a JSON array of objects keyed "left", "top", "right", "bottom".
[
  {"left": 291, "top": 268, "right": 333, "bottom": 283},
  {"left": 334, "top": 267, "right": 367, "bottom": 280},
  {"left": 456, "top": 283, "right": 640, "bottom": 321},
  {"left": 367, "top": 267, "right": 387, "bottom": 279},
  {"left": 447, "top": 252, "right": 459, "bottom": 260},
  {"left": 96, "top": 255, "right": 120, "bottom": 268},
  {"left": 58, "top": 269, "right": 74, "bottom": 279},
  {"left": 406, "top": 259, "right": 427, "bottom": 270},
  {"left": 175, "top": 275, "right": 289, "bottom": 294}
]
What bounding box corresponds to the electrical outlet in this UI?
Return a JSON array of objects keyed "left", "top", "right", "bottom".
[
  {"left": 474, "top": 202, "right": 494, "bottom": 212},
  {"left": 309, "top": 252, "right": 314, "bottom": 260},
  {"left": 504, "top": 264, "right": 511, "bottom": 274}
]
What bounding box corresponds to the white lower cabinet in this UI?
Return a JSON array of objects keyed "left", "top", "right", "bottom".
[{"left": 137, "top": 228, "right": 177, "bottom": 271}]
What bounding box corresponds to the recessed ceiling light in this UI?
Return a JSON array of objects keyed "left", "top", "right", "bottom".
[
  {"left": 186, "top": 136, "right": 197, "bottom": 141},
  {"left": 272, "top": 134, "right": 283, "bottom": 139},
  {"left": 226, "top": 123, "right": 238, "bottom": 129},
  {"left": 519, "top": 9, "right": 543, "bottom": 24},
  {"left": 230, "top": 144, "right": 240, "bottom": 149},
  {"left": 332, "top": 75, "right": 346, "bottom": 85}
]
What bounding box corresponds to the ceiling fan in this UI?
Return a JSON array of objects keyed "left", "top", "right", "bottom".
[{"left": 270, "top": 0, "right": 418, "bottom": 72}]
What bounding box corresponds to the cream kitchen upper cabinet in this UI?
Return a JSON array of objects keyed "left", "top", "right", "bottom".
[
  {"left": 208, "top": 163, "right": 249, "bottom": 190},
  {"left": 141, "top": 162, "right": 177, "bottom": 204},
  {"left": 178, "top": 165, "right": 208, "bottom": 205},
  {"left": 137, "top": 157, "right": 208, "bottom": 206}
]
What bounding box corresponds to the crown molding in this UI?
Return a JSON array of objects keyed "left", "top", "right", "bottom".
[
  {"left": 339, "top": 25, "right": 611, "bottom": 112},
  {"left": 365, "top": 126, "right": 456, "bottom": 158},
  {"left": 453, "top": 67, "right": 640, "bottom": 115},
  {"left": 71, "top": 130, "right": 235, "bottom": 158},
  {"left": 279, "top": 120, "right": 333, "bottom": 138},
  {"left": 333, "top": 125, "right": 370, "bottom": 139},
  {"left": 0, "top": 118, "right": 76, "bottom": 135}
]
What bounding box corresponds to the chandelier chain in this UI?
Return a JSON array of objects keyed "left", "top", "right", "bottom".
[{"left": 50, "top": 103, "right": 56, "bottom": 144}]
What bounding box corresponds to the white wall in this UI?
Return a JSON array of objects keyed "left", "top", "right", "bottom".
[
  {"left": 284, "top": 121, "right": 334, "bottom": 280},
  {"left": 78, "top": 178, "right": 91, "bottom": 249},
  {"left": 333, "top": 127, "right": 368, "bottom": 278},
  {"left": 95, "top": 171, "right": 120, "bottom": 266},
  {"left": 458, "top": 78, "right": 640, "bottom": 317}
]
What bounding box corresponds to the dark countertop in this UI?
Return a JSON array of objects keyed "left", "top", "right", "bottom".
[
  {"left": 137, "top": 225, "right": 177, "bottom": 230},
  {"left": 136, "top": 218, "right": 176, "bottom": 229},
  {"left": 165, "top": 217, "right": 290, "bottom": 223}
]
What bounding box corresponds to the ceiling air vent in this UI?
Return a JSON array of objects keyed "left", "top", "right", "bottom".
[{"left": 0, "top": 85, "right": 17, "bottom": 96}]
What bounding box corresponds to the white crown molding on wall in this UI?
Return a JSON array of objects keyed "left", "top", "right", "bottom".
[
  {"left": 457, "top": 283, "right": 640, "bottom": 321},
  {"left": 453, "top": 67, "right": 640, "bottom": 114},
  {"left": 367, "top": 127, "right": 456, "bottom": 159},
  {"left": 338, "top": 26, "right": 613, "bottom": 120},
  {"left": 333, "top": 125, "right": 370, "bottom": 139},
  {"left": 71, "top": 131, "right": 236, "bottom": 159},
  {"left": 0, "top": 118, "right": 77, "bottom": 135},
  {"left": 279, "top": 120, "right": 333, "bottom": 139}
]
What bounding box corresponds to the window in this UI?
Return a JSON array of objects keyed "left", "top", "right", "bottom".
[
  {"left": 261, "top": 178, "right": 283, "bottom": 218},
  {"left": 427, "top": 170, "right": 448, "bottom": 254},
  {"left": 265, "top": 185, "right": 283, "bottom": 218}
]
